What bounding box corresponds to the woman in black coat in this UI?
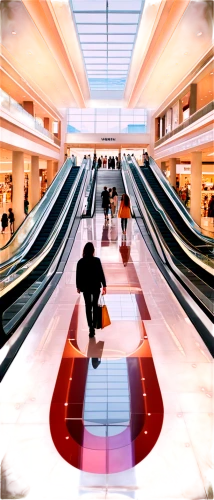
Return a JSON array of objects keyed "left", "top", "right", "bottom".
[{"left": 76, "top": 242, "right": 106, "bottom": 337}]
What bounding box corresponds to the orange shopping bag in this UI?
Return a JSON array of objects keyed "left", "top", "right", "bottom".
[{"left": 102, "top": 300, "right": 111, "bottom": 329}]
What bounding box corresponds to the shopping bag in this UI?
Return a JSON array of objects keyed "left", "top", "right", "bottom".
[
  {"left": 95, "top": 296, "right": 111, "bottom": 330},
  {"left": 102, "top": 303, "right": 111, "bottom": 329}
]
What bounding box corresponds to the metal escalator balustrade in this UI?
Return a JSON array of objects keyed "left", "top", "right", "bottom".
[
  {"left": 139, "top": 161, "right": 214, "bottom": 256},
  {"left": 148, "top": 156, "right": 214, "bottom": 244},
  {"left": 0, "top": 163, "right": 88, "bottom": 344},
  {"left": 126, "top": 156, "right": 214, "bottom": 306},
  {"left": 0, "top": 158, "right": 75, "bottom": 269}
]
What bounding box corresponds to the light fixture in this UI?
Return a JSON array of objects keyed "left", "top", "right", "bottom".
[
  {"left": 210, "top": 72, "right": 213, "bottom": 75},
  {"left": 64, "top": 402, "right": 68, "bottom": 406},
  {"left": 143, "top": 393, "right": 147, "bottom": 396},
  {"left": 28, "top": 51, "right": 32, "bottom": 55},
  {"left": 184, "top": 52, "right": 188, "bottom": 55},
  {"left": 205, "top": 95, "right": 207, "bottom": 97},
  {"left": 144, "top": 431, "right": 148, "bottom": 434},
  {"left": 197, "top": 32, "right": 202, "bottom": 36},
  {"left": 12, "top": 31, "right": 16, "bottom": 35}
]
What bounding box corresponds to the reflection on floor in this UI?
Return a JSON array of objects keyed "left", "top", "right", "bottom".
[{"left": 0, "top": 215, "right": 213, "bottom": 499}]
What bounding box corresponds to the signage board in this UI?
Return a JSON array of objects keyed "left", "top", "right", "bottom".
[{"left": 176, "top": 164, "right": 191, "bottom": 174}]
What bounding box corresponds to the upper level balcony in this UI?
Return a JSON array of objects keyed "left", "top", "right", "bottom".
[{"left": 0, "top": 89, "right": 61, "bottom": 147}]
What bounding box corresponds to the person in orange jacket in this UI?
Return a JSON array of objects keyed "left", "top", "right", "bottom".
[{"left": 118, "top": 193, "right": 131, "bottom": 234}]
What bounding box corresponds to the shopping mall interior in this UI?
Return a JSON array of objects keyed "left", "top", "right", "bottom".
[{"left": 0, "top": 1, "right": 214, "bottom": 499}]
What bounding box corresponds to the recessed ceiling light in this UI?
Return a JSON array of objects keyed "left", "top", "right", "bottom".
[
  {"left": 184, "top": 52, "right": 188, "bottom": 55},
  {"left": 197, "top": 32, "right": 202, "bottom": 36},
  {"left": 205, "top": 95, "right": 207, "bottom": 97},
  {"left": 210, "top": 72, "right": 213, "bottom": 75},
  {"left": 201, "top": 98, "right": 203, "bottom": 100},
  {"left": 28, "top": 51, "right": 33, "bottom": 55},
  {"left": 12, "top": 31, "right": 16, "bottom": 35}
]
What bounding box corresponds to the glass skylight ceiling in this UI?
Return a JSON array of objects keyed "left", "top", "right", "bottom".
[{"left": 70, "top": 0, "right": 145, "bottom": 93}]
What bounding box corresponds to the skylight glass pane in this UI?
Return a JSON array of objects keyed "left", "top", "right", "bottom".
[
  {"left": 108, "top": 34, "right": 135, "bottom": 43},
  {"left": 82, "top": 44, "right": 107, "bottom": 50},
  {"left": 108, "top": 25, "right": 137, "bottom": 34},
  {"left": 83, "top": 51, "right": 107, "bottom": 57},
  {"left": 86, "top": 64, "right": 108, "bottom": 69},
  {"left": 79, "top": 34, "right": 107, "bottom": 43},
  {"left": 74, "top": 13, "right": 106, "bottom": 23},
  {"left": 108, "top": 57, "right": 130, "bottom": 64},
  {"left": 85, "top": 58, "right": 107, "bottom": 64},
  {"left": 108, "top": 0, "right": 142, "bottom": 10},
  {"left": 108, "top": 51, "right": 131, "bottom": 57},
  {"left": 108, "top": 44, "right": 132, "bottom": 50},
  {"left": 72, "top": 1, "right": 106, "bottom": 11},
  {"left": 108, "top": 13, "right": 139, "bottom": 23},
  {"left": 108, "top": 64, "right": 128, "bottom": 70},
  {"left": 77, "top": 24, "right": 107, "bottom": 34}
]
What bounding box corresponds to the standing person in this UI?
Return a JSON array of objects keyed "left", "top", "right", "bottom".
[
  {"left": 76, "top": 242, "right": 106, "bottom": 338},
  {"left": 103, "top": 156, "right": 107, "bottom": 169},
  {"left": 108, "top": 156, "right": 111, "bottom": 169},
  {"left": 118, "top": 193, "right": 131, "bottom": 235},
  {"left": 71, "top": 154, "right": 76, "bottom": 166},
  {"left": 98, "top": 157, "right": 102, "bottom": 169},
  {"left": 1, "top": 213, "right": 8, "bottom": 234},
  {"left": 24, "top": 198, "right": 29, "bottom": 216},
  {"left": 112, "top": 187, "right": 118, "bottom": 217},
  {"left": 8, "top": 208, "right": 15, "bottom": 234},
  {"left": 109, "top": 188, "right": 114, "bottom": 218},
  {"left": 101, "top": 186, "right": 110, "bottom": 222},
  {"left": 208, "top": 195, "right": 214, "bottom": 218},
  {"left": 112, "top": 156, "right": 115, "bottom": 169}
]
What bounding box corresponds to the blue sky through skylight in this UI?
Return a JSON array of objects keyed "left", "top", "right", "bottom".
[{"left": 70, "top": 0, "right": 145, "bottom": 94}]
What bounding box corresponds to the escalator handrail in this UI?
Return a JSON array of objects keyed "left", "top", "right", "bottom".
[
  {"left": 148, "top": 156, "right": 214, "bottom": 245},
  {"left": 0, "top": 158, "right": 87, "bottom": 275},
  {"left": 127, "top": 156, "right": 214, "bottom": 275},
  {"left": 3, "top": 161, "right": 90, "bottom": 337},
  {"left": 0, "top": 159, "right": 90, "bottom": 297},
  {"left": 0, "top": 157, "right": 72, "bottom": 260},
  {"left": 123, "top": 158, "right": 214, "bottom": 316}
]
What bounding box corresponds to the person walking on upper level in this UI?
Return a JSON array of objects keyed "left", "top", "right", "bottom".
[
  {"left": 76, "top": 242, "right": 106, "bottom": 338},
  {"left": 118, "top": 193, "right": 131, "bottom": 234},
  {"left": 101, "top": 186, "right": 110, "bottom": 222}
]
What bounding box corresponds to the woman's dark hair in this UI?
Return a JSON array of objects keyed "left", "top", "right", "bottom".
[
  {"left": 112, "top": 187, "right": 117, "bottom": 195},
  {"left": 83, "top": 242, "right": 95, "bottom": 257},
  {"left": 122, "top": 193, "right": 130, "bottom": 207}
]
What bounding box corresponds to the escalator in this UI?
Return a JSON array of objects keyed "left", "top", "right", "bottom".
[
  {"left": 140, "top": 162, "right": 213, "bottom": 255},
  {"left": 0, "top": 167, "right": 85, "bottom": 348},
  {"left": 126, "top": 158, "right": 213, "bottom": 317}
]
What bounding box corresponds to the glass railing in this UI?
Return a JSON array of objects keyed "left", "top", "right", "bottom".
[
  {"left": 147, "top": 157, "right": 214, "bottom": 246},
  {"left": 0, "top": 158, "right": 74, "bottom": 268},
  {"left": 0, "top": 89, "right": 60, "bottom": 146},
  {"left": 0, "top": 159, "right": 90, "bottom": 296},
  {"left": 155, "top": 101, "right": 214, "bottom": 147},
  {"left": 127, "top": 155, "right": 214, "bottom": 274}
]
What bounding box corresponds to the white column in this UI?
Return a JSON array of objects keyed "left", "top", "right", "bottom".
[
  {"left": 29, "top": 156, "right": 40, "bottom": 210},
  {"left": 190, "top": 152, "right": 202, "bottom": 226},
  {"left": 12, "top": 151, "right": 25, "bottom": 230},
  {"left": 47, "top": 160, "right": 54, "bottom": 188}
]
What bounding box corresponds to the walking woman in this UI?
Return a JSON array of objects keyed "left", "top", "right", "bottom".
[
  {"left": 76, "top": 242, "right": 106, "bottom": 338},
  {"left": 118, "top": 193, "right": 131, "bottom": 234},
  {"left": 112, "top": 187, "right": 118, "bottom": 217}
]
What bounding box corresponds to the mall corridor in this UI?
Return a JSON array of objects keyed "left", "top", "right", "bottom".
[{"left": 0, "top": 212, "right": 213, "bottom": 499}]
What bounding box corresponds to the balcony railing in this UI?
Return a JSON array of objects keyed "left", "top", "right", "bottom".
[
  {"left": 0, "top": 89, "right": 61, "bottom": 147},
  {"left": 155, "top": 101, "right": 214, "bottom": 148}
]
